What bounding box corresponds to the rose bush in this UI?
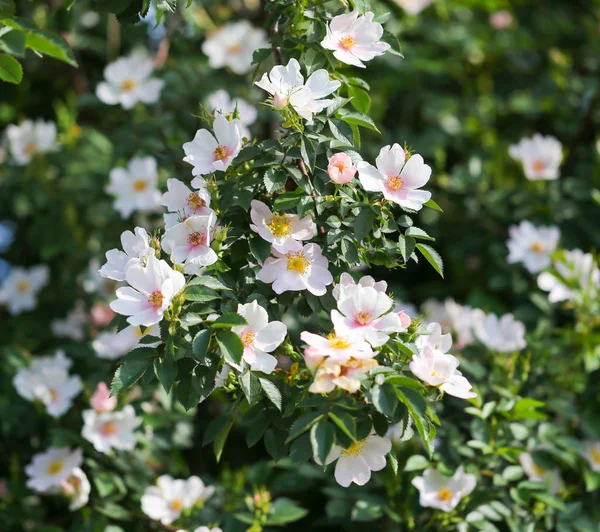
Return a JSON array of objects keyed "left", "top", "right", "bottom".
[{"left": 1, "top": 1, "right": 599, "bottom": 531}]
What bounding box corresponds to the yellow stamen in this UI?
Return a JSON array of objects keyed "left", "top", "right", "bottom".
[
  {"left": 213, "top": 146, "right": 228, "bottom": 161},
  {"left": 169, "top": 499, "right": 184, "bottom": 512},
  {"left": 531, "top": 463, "right": 545, "bottom": 476},
  {"left": 356, "top": 312, "right": 372, "bottom": 326},
  {"left": 120, "top": 79, "right": 136, "bottom": 91},
  {"left": 387, "top": 175, "right": 404, "bottom": 191},
  {"left": 340, "top": 36, "right": 356, "bottom": 50},
  {"left": 101, "top": 421, "right": 117, "bottom": 436},
  {"left": 48, "top": 389, "right": 58, "bottom": 402},
  {"left": 228, "top": 44, "right": 242, "bottom": 54},
  {"left": 135, "top": 327, "right": 144, "bottom": 338},
  {"left": 327, "top": 332, "right": 352, "bottom": 350},
  {"left": 267, "top": 215, "right": 292, "bottom": 238},
  {"left": 340, "top": 438, "right": 366, "bottom": 457},
  {"left": 590, "top": 449, "right": 600, "bottom": 464},
  {"left": 438, "top": 488, "right": 453, "bottom": 502},
  {"left": 46, "top": 460, "right": 64, "bottom": 476},
  {"left": 529, "top": 242, "right": 544, "bottom": 253},
  {"left": 132, "top": 179, "right": 148, "bottom": 192},
  {"left": 286, "top": 252, "right": 310, "bottom": 275},
  {"left": 241, "top": 331, "right": 255, "bottom": 347},
  {"left": 24, "top": 142, "right": 38, "bottom": 156},
  {"left": 187, "top": 231, "right": 206, "bottom": 246},
  {"left": 532, "top": 160, "right": 545, "bottom": 172},
  {"left": 148, "top": 290, "right": 164, "bottom": 309},
  {"left": 16, "top": 280, "right": 30, "bottom": 294},
  {"left": 186, "top": 192, "right": 205, "bottom": 210}
]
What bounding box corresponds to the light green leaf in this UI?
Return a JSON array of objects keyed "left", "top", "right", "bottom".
[
  {"left": 340, "top": 111, "right": 380, "bottom": 133},
  {"left": 211, "top": 313, "right": 247, "bottom": 329},
  {"left": 416, "top": 243, "right": 444, "bottom": 278},
  {"left": 0, "top": 53, "right": 21, "bottom": 84},
  {"left": 259, "top": 377, "right": 282, "bottom": 411}
]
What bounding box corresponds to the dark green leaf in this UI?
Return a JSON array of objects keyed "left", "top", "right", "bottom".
[
  {"left": 0, "top": 28, "right": 25, "bottom": 57},
  {"left": 264, "top": 167, "right": 288, "bottom": 193},
  {"left": 286, "top": 411, "right": 324, "bottom": 443},
  {"left": 354, "top": 207, "right": 375, "bottom": 242},
  {"left": 311, "top": 419, "right": 335, "bottom": 466},
  {"left": 0, "top": 53, "right": 21, "bottom": 83},
  {"left": 348, "top": 85, "right": 371, "bottom": 114},
  {"left": 239, "top": 370, "right": 261, "bottom": 405},
  {"left": 216, "top": 330, "right": 243, "bottom": 366},
  {"left": 111, "top": 360, "right": 150, "bottom": 395},
  {"left": 212, "top": 313, "right": 247, "bottom": 329},
  {"left": 153, "top": 348, "right": 177, "bottom": 393},
  {"left": 259, "top": 377, "right": 282, "bottom": 411},
  {"left": 416, "top": 243, "right": 444, "bottom": 278}
]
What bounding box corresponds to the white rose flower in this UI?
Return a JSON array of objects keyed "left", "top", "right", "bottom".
[
  {"left": 581, "top": 441, "right": 600, "bottom": 472},
  {"left": 207, "top": 89, "right": 257, "bottom": 139},
  {"left": 92, "top": 324, "right": 160, "bottom": 360},
  {"left": 201, "top": 20, "right": 268, "bottom": 74},
  {"left": 394, "top": 0, "right": 436, "bottom": 15},
  {"left": 183, "top": 114, "right": 242, "bottom": 177},
  {"left": 332, "top": 272, "right": 388, "bottom": 301},
  {"left": 519, "top": 452, "right": 564, "bottom": 494},
  {"left": 422, "top": 298, "right": 485, "bottom": 349},
  {"left": 507, "top": 220, "right": 560, "bottom": 274},
  {"left": 51, "top": 300, "right": 88, "bottom": 341},
  {"left": 358, "top": 144, "right": 432, "bottom": 211},
  {"left": 82, "top": 405, "right": 142, "bottom": 453},
  {"left": 255, "top": 58, "right": 341, "bottom": 122},
  {"left": 474, "top": 313, "right": 526, "bottom": 352},
  {"left": 321, "top": 11, "right": 390, "bottom": 68},
  {"left": 409, "top": 346, "right": 476, "bottom": 399},
  {"left": 317, "top": 433, "right": 392, "bottom": 487},
  {"left": 509, "top": 133, "right": 563, "bottom": 181},
  {"left": 110, "top": 255, "right": 185, "bottom": 327},
  {"left": 96, "top": 51, "right": 164, "bottom": 109},
  {"left": 257, "top": 243, "right": 333, "bottom": 296},
  {"left": 25, "top": 447, "right": 83, "bottom": 492},
  {"left": 411, "top": 466, "right": 476, "bottom": 512},
  {"left": 0, "top": 264, "right": 49, "bottom": 315},
  {"left": 141, "top": 475, "right": 215, "bottom": 525},
  {"left": 161, "top": 213, "right": 219, "bottom": 274},
  {"left": 231, "top": 301, "right": 287, "bottom": 374},
  {"left": 415, "top": 322, "right": 452, "bottom": 354},
  {"left": 307, "top": 355, "right": 378, "bottom": 394},
  {"left": 249, "top": 200, "right": 315, "bottom": 253},
  {"left": 6, "top": 119, "right": 58, "bottom": 165},
  {"left": 106, "top": 156, "right": 162, "bottom": 219},
  {"left": 60, "top": 468, "right": 91, "bottom": 511},
  {"left": 161, "top": 178, "right": 213, "bottom": 226},
  {"left": 300, "top": 330, "right": 375, "bottom": 363},
  {"left": 99, "top": 227, "right": 155, "bottom": 282}
]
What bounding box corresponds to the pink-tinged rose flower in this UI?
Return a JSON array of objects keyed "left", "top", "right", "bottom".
[
  {"left": 90, "top": 305, "right": 116, "bottom": 327},
  {"left": 328, "top": 153, "right": 356, "bottom": 184},
  {"left": 489, "top": 11, "right": 513, "bottom": 29},
  {"left": 90, "top": 382, "right": 117, "bottom": 413},
  {"left": 397, "top": 310, "right": 412, "bottom": 329}
]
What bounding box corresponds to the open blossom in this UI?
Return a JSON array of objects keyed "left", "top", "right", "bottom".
[
  {"left": 163, "top": 179, "right": 213, "bottom": 230},
  {"left": 509, "top": 134, "right": 563, "bottom": 181},
  {"left": 317, "top": 433, "right": 391, "bottom": 487},
  {"left": 422, "top": 298, "right": 485, "bottom": 349},
  {"left": 394, "top": 0, "right": 435, "bottom": 15},
  {"left": 321, "top": 11, "right": 390, "bottom": 68},
  {"left": 82, "top": 405, "right": 141, "bottom": 454},
  {"left": 307, "top": 353, "right": 377, "bottom": 394},
  {"left": 250, "top": 200, "right": 315, "bottom": 253},
  {"left": 92, "top": 323, "right": 160, "bottom": 360},
  {"left": 537, "top": 249, "right": 600, "bottom": 303},
  {"left": 90, "top": 382, "right": 117, "bottom": 413},
  {"left": 581, "top": 441, "right": 600, "bottom": 472},
  {"left": 162, "top": 213, "right": 218, "bottom": 274},
  {"left": 13, "top": 350, "right": 82, "bottom": 417},
  {"left": 415, "top": 322, "right": 452, "bottom": 354},
  {"left": 257, "top": 243, "right": 333, "bottom": 296},
  {"left": 358, "top": 144, "right": 432, "bottom": 211},
  {"left": 489, "top": 10, "right": 514, "bottom": 29},
  {"left": 6, "top": 119, "right": 58, "bottom": 165},
  {"left": 110, "top": 255, "right": 185, "bottom": 327},
  {"left": 332, "top": 273, "right": 387, "bottom": 301},
  {"left": 106, "top": 156, "right": 162, "bottom": 218},
  {"left": 51, "top": 301, "right": 88, "bottom": 341},
  {"left": 255, "top": 58, "right": 341, "bottom": 122},
  {"left": 207, "top": 90, "right": 257, "bottom": 139},
  {"left": 99, "top": 227, "right": 154, "bottom": 281},
  {"left": 412, "top": 467, "right": 476, "bottom": 512},
  {"left": 141, "top": 475, "right": 215, "bottom": 525},
  {"left": 201, "top": 20, "right": 268, "bottom": 75},
  {"left": 183, "top": 114, "right": 242, "bottom": 177},
  {"left": 519, "top": 452, "right": 564, "bottom": 494},
  {"left": 328, "top": 153, "right": 357, "bottom": 184},
  {"left": 25, "top": 447, "right": 83, "bottom": 492},
  {"left": 474, "top": 313, "right": 526, "bottom": 352},
  {"left": 60, "top": 467, "right": 91, "bottom": 511},
  {"left": 409, "top": 346, "right": 476, "bottom": 399},
  {"left": 331, "top": 285, "right": 407, "bottom": 347},
  {"left": 0, "top": 264, "right": 49, "bottom": 315},
  {"left": 96, "top": 51, "right": 164, "bottom": 109},
  {"left": 301, "top": 330, "right": 374, "bottom": 363},
  {"left": 507, "top": 221, "right": 560, "bottom": 274},
  {"left": 231, "top": 301, "right": 287, "bottom": 374}
]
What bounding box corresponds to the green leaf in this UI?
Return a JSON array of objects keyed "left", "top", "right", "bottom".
[
  {"left": 371, "top": 383, "right": 397, "bottom": 418},
  {"left": 329, "top": 412, "right": 356, "bottom": 442},
  {"left": 192, "top": 330, "right": 211, "bottom": 362},
  {"left": 265, "top": 498, "right": 309, "bottom": 525},
  {"left": 95, "top": 0, "right": 133, "bottom": 13},
  {"left": 239, "top": 370, "right": 261, "bottom": 405},
  {"left": 531, "top": 492, "right": 566, "bottom": 511},
  {"left": 204, "top": 416, "right": 233, "bottom": 462},
  {"left": 301, "top": 136, "right": 316, "bottom": 171},
  {"left": 423, "top": 198, "right": 443, "bottom": 212},
  {"left": 211, "top": 313, "right": 247, "bottom": 329},
  {"left": 398, "top": 234, "right": 416, "bottom": 263},
  {"left": 286, "top": 411, "right": 324, "bottom": 443},
  {"left": 0, "top": 0, "right": 15, "bottom": 19},
  {"left": 0, "top": 28, "right": 25, "bottom": 57},
  {"left": 340, "top": 111, "right": 380, "bottom": 133},
  {"left": 264, "top": 428, "right": 287, "bottom": 461},
  {"left": 153, "top": 348, "right": 177, "bottom": 394},
  {"left": 404, "top": 455, "right": 430, "bottom": 471},
  {"left": 259, "top": 377, "right": 282, "bottom": 411},
  {"left": 111, "top": 360, "right": 150, "bottom": 395},
  {"left": 416, "top": 243, "right": 444, "bottom": 278},
  {"left": 273, "top": 189, "right": 304, "bottom": 211},
  {"left": 249, "top": 236, "right": 273, "bottom": 263},
  {"left": 405, "top": 227, "right": 435, "bottom": 241},
  {"left": 216, "top": 330, "right": 244, "bottom": 367},
  {"left": 264, "top": 167, "right": 288, "bottom": 193},
  {"left": 185, "top": 285, "right": 221, "bottom": 302},
  {"left": 354, "top": 207, "right": 375, "bottom": 243},
  {"left": 310, "top": 419, "right": 335, "bottom": 466},
  {"left": 187, "top": 275, "right": 232, "bottom": 290},
  {"left": 340, "top": 238, "right": 359, "bottom": 265},
  {"left": 395, "top": 388, "right": 433, "bottom": 457},
  {"left": 0, "top": 53, "right": 21, "bottom": 83},
  {"left": 348, "top": 85, "right": 371, "bottom": 114},
  {"left": 329, "top": 118, "right": 354, "bottom": 146}
]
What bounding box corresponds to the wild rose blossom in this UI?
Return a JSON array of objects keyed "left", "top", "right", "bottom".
[
  {"left": 474, "top": 312, "right": 527, "bottom": 353},
  {"left": 25, "top": 447, "right": 83, "bottom": 492},
  {"left": 412, "top": 466, "right": 476, "bottom": 512},
  {"left": 394, "top": 0, "right": 436, "bottom": 15},
  {"left": 161, "top": 178, "right": 213, "bottom": 228},
  {"left": 509, "top": 134, "right": 563, "bottom": 181},
  {"left": 99, "top": 227, "right": 154, "bottom": 282},
  {"left": 6, "top": 119, "right": 58, "bottom": 165},
  {"left": 0, "top": 264, "right": 49, "bottom": 315},
  {"left": 300, "top": 330, "right": 375, "bottom": 363},
  {"left": 90, "top": 382, "right": 117, "bottom": 413},
  {"left": 92, "top": 323, "right": 160, "bottom": 360},
  {"left": 519, "top": 452, "right": 564, "bottom": 494},
  {"left": 81, "top": 405, "right": 141, "bottom": 454},
  {"left": 207, "top": 89, "right": 257, "bottom": 139},
  {"left": 506, "top": 221, "right": 560, "bottom": 274},
  {"left": 327, "top": 153, "right": 357, "bottom": 184}
]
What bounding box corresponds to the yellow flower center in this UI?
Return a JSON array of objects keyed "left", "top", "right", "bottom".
[
  {"left": 327, "top": 332, "right": 352, "bottom": 350},
  {"left": 24, "top": 142, "right": 38, "bottom": 156},
  {"left": 135, "top": 326, "right": 144, "bottom": 338},
  {"left": 48, "top": 388, "right": 58, "bottom": 402},
  {"left": 16, "top": 280, "right": 30, "bottom": 293},
  {"left": 340, "top": 438, "right": 366, "bottom": 457},
  {"left": 356, "top": 312, "right": 372, "bottom": 326},
  {"left": 148, "top": 290, "right": 164, "bottom": 309},
  {"left": 228, "top": 44, "right": 242, "bottom": 54},
  {"left": 590, "top": 449, "right": 600, "bottom": 464},
  {"left": 531, "top": 463, "right": 545, "bottom": 476},
  {"left": 187, "top": 231, "right": 206, "bottom": 247},
  {"left": 132, "top": 179, "right": 148, "bottom": 192},
  {"left": 213, "top": 145, "right": 228, "bottom": 160},
  {"left": 529, "top": 242, "right": 544, "bottom": 253},
  {"left": 101, "top": 421, "right": 117, "bottom": 436},
  {"left": 532, "top": 160, "right": 545, "bottom": 172},
  {"left": 241, "top": 331, "right": 255, "bottom": 347},
  {"left": 437, "top": 488, "right": 453, "bottom": 502},
  {"left": 186, "top": 192, "right": 205, "bottom": 210},
  {"left": 340, "top": 36, "right": 356, "bottom": 50},
  {"left": 267, "top": 215, "right": 292, "bottom": 238},
  {"left": 120, "top": 79, "right": 136, "bottom": 91},
  {"left": 286, "top": 252, "right": 310, "bottom": 275},
  {"left": 387, "top": 175, "right": 404, "bottom": 191},
  {"left": 169, "top": 499, "right": 184, "bottom": 512},
  {"left": 46, "top": 459, "right": 64, "bottom": 476}
]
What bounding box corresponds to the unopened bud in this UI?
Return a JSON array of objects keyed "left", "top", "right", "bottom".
[{"left": 273, "top": 92, "right": 289, "bottom": 110}]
